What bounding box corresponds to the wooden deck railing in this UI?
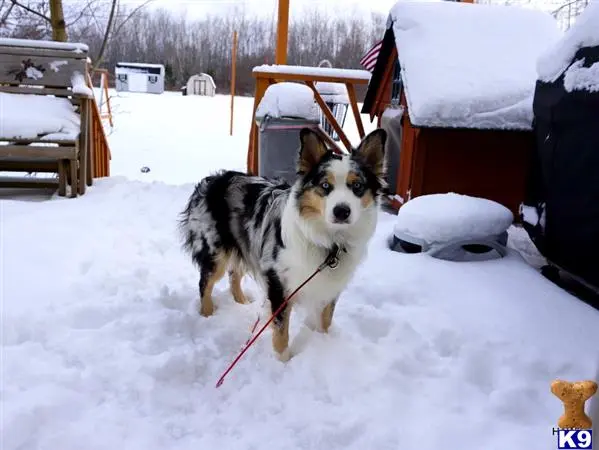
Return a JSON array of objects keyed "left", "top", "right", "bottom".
[
  {"left": 86, "top": 72, "right": 111, "bottom": 178},
  {"left": 247, "top": 65, "right": 371, "bottom": 174}
]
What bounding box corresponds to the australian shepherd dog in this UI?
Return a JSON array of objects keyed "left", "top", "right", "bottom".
[{"left": 179, "top": 128, "right": 387, "bottom": 361}]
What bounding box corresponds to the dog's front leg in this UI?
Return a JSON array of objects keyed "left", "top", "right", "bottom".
[
  {"left": 320, "top": 298, "right": 338, "bottom": 333},
  {"left": 272, "top": 307, "right": 291, "bottom": 362},
  {"left": 266, "top": 270, "right": 291, "bottom": 362}
]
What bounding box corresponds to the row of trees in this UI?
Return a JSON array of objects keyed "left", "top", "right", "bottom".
[{"left": 1, "top": 1, "right": 386, "bottom": 95}]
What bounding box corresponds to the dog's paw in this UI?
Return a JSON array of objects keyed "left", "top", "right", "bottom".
[
  {"left": 199, "top": 301, "right": 214, "bottom": 317},
  {"left": 276, "top": 348, "right": 292, "bottom": 363},
  {"left": 233, "top": 293, "right": 250, "bottom": 305}
]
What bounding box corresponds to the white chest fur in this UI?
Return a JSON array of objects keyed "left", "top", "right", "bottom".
[{"left": 278, "top": 241, "right": 367, "bottom": 311}]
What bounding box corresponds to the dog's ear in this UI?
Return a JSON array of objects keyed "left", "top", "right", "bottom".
[
  {"left": 298, "top": 128, "right": 328, "bottom": 175},
  {"left": 352, "top": 129, "right": 387, "bottom": 179}
]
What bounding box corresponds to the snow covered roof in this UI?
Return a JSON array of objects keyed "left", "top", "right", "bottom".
[
  {"left": 389, "top": 1, "right": 562, "bottom": 130},
  {"left": 0, "top": 38, "right": 88, "bottom": 53},
  {"left": 537, "top": 1, "right": 599, "bottom": 87},
  {"left": 116, "top": 62, "right": 165, "bottom": 69},
  {"left": 189, "top": 73, "right": 216, "bottom": 88}
]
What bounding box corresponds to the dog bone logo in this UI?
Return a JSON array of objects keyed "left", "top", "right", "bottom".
[{"left": 551, "top": 379, "right": 597, "bottom": 429}]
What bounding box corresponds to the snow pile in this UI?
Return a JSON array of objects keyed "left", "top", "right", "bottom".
[
  {"left": 520, "top": 204, "right": 546, "bottom": 228},
  {"left": 389, "top": 1, "right": 562, "bottom": 130},
  {"left": 253, "top": 64, "right": 371, "bottom": 81},
  {"left": 50, "top": 60, "right": 69, "bottom": 72},
  {"left": 256, "top": 82, "right": 320, "bottom": 122},
  {"left": 382, "top": 105, "right": 404, "bottom": 119},
  {"left": 563, "top": 58, "right": 599, "bottom": 92},
  {"left": 315, "top": 81, "right": 349, "bottom": 104},
  {"left": 537, "top": 1, "right": 599, "bottom": 82},
  {"left": 0, "top": 37, "right": 88, "bottom": 52},
  {"left": 394, "top": 193, "right": 514, "bottom": 244},
  {"left": 71, "top": 71, "right": 94, "bottom": 97},
  {"left": 0, "top": 92, "right": 80, "bottom": 140}
]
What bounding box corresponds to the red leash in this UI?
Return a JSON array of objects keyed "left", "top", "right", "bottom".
[{"left": 215, "top": 245, "right": 342, "bottom": 388}]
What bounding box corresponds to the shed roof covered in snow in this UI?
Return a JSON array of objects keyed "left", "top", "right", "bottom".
[
  {"left": 388, "top": 1, "right": 562, "bottom": 130},
  {"left": 189, "top": 73, "right": 216, "bottom": 89}
]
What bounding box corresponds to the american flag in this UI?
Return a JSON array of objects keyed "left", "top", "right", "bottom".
[{"left": 359, "top": 40, "right": 383, "bottom": 72}]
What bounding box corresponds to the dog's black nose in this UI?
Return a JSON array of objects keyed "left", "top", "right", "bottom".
[{"left": 333, "top": 203, "right": 351, "bottom": 222}]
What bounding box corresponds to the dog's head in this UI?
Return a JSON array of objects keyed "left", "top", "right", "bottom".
[{"left": 293, "top": 128, "right": 387, "bottom": 230}]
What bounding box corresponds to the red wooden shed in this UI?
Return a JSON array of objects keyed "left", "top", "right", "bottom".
[{"left": 361, "top": 1, "right": 562, "bottom": 217}]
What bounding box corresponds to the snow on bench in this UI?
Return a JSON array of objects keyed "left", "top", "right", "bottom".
[
  {"left": 392, "top": 193, "right": 514, "bottom": 260},
  {"left": 389, "top": 1, "right": 563, "bottom": 130},
  {"left": 0, "top": 38, "right": 92, "bottom": 197},
  {"left": 0, "top": 92, "right": 81, "bottom": 141},
  {"left": 256, "top": 82, "right": 320, "bottom": 122}
]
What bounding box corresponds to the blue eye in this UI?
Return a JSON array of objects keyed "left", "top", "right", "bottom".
[{"left": 320, "top": 182, "right": 330, "bottom": 190}]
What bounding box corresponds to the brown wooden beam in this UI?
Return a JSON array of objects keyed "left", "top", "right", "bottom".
[
  {"left": 305, "top": 81, "right": 352, "bottom": 151},
  {"left": 275, "top": 0, "right": 290, "bottom": 65},
  {"left": 345, "top": 83, "right": 365, "bottom": 139}
]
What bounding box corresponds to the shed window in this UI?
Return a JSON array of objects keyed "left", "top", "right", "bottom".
[{"left": 391, "top": 59, "right": 402, "bottom": 105}]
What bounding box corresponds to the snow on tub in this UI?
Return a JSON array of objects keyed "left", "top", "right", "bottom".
[
  {"left": 390, "top": 193, "right": 514, "bottom": 261},
  {"left": 255, "top": 82, "right": 319, "bottom": 122}
]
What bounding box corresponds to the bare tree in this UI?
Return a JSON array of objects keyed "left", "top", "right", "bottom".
[
  {"left": 2, "top": 2, "right": 385, "bottom": 95},
  {"left": 48, "top": 0, "right": 66, "bottom": 41}
]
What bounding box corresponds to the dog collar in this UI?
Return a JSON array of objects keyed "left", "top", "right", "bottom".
[{"left": 321, "top": 244, "right": 346, "bottom": 270}]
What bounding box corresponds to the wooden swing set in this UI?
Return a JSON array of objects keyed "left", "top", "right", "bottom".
[{"left": 244, "top": 0, "right": 372, "bottom": 174}]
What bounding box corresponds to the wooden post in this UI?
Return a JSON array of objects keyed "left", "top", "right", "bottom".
[
  {"left": 275, "top": 0, "right": 290, "bottom": 65},
  {"left": 230, "top": 30, "right": 238, "bottom": 136}
]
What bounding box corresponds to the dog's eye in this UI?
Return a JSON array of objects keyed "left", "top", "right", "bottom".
[
  {"left": 320, "top": 181, "right": 331, "bottom": 190},
  {"left": 352, "top": 181, "right": 363, "bottom": 191}
]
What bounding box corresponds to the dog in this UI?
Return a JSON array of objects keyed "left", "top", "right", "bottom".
[{"left": 179, "top": 127, "right": 387, "bottom": 361}]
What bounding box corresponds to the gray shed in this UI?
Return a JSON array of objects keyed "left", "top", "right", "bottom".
[{"left": 115, "top": 62, "right": 165, "bottom": 94}]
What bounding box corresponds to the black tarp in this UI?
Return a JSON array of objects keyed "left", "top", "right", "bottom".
[{"left": 524, "top": 43, "right": 599, "bottom": 291}]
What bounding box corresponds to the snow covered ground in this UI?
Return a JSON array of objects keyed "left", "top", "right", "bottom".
[{"left": 2, "top": 90, "right": 599, "bottom": 450}]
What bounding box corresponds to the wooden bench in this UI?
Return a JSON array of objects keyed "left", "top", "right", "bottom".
[{"left": 0, "top": 39, "right": 93, "bottom": 197}]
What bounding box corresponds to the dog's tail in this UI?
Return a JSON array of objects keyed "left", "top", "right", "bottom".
[{"left": 178, "top": 176, "right": 214, "bottom": 254}]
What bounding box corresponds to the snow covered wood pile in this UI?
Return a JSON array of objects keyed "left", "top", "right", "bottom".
[
  {"left": 0, "top": 38, "right": 93, "bottom": 197},
  {"left": 361, "top": 1, "right": 563, "bottom": 217}
]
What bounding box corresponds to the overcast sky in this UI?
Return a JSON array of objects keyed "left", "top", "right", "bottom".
[
  {"left": 117, "top": 0, "right": 418, "bottom": 19},
  {"left": 114, "top": 0, "right": 562, "bottom": 20}
]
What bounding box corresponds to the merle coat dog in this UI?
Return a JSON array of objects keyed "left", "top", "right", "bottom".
[{"left": 180, "top": 128, "right": 387, "bottom": 361}]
